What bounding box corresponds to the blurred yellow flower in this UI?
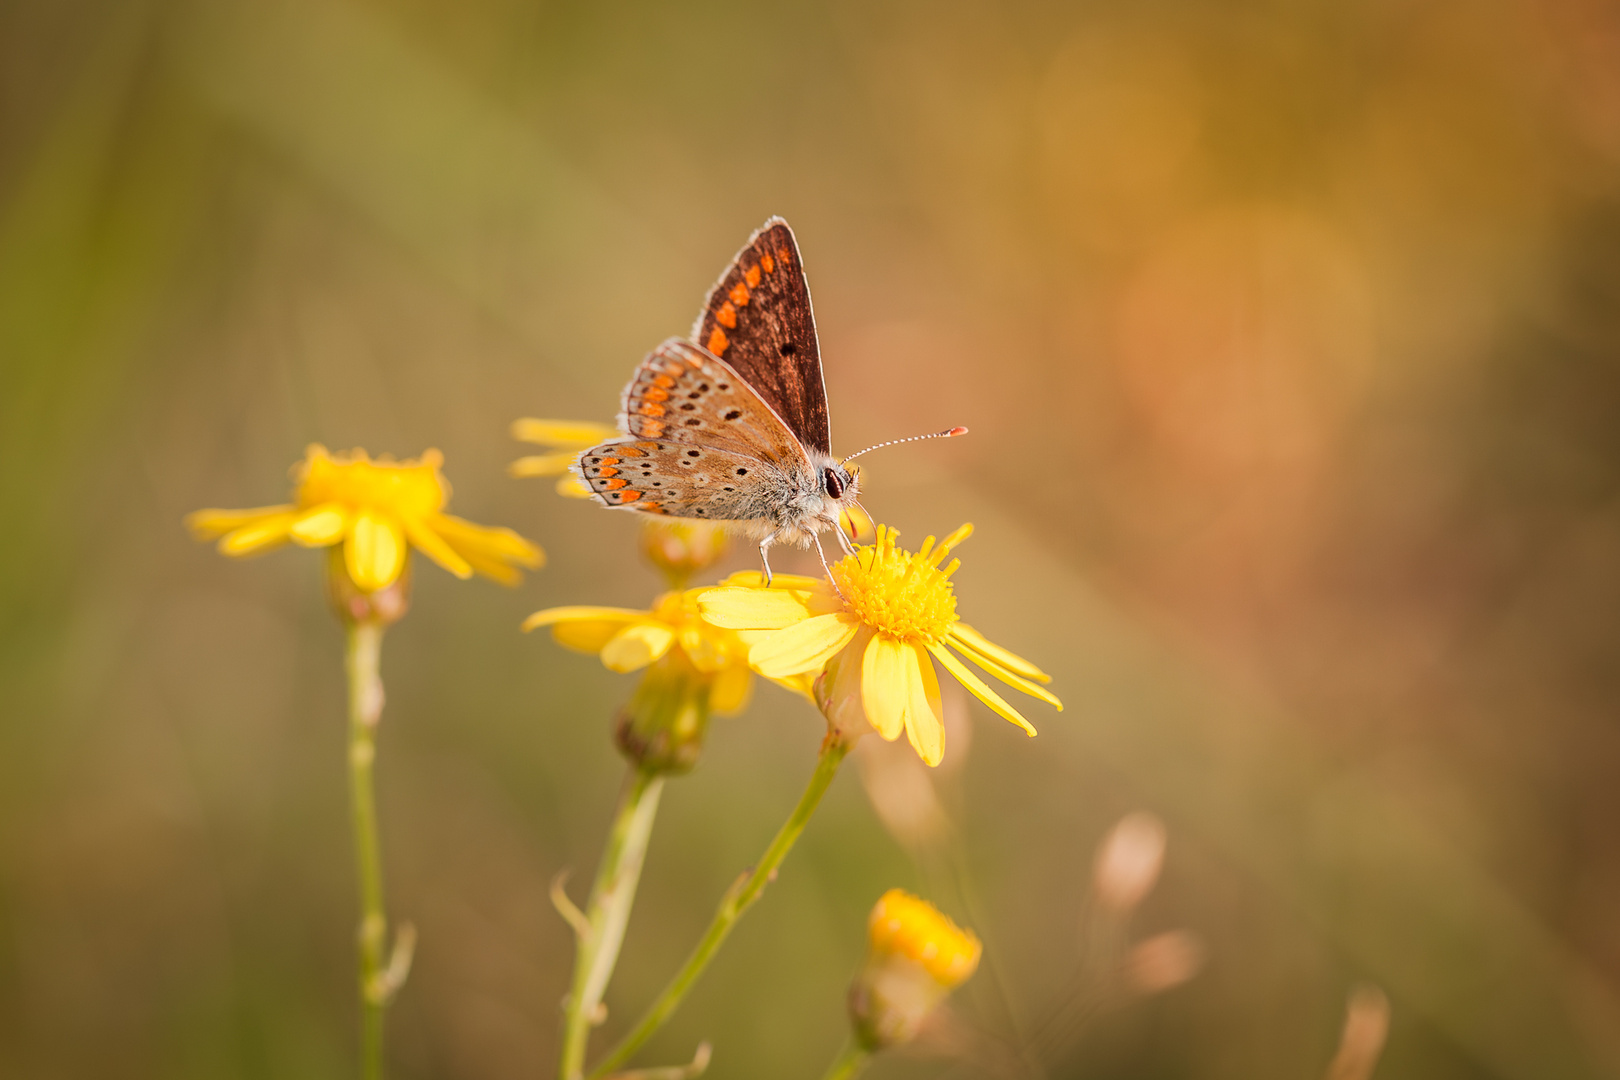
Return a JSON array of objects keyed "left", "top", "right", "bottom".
[
  {"left": 527, "top": 587, "right": 811, "bottom": 773},
  {"left": 849, "top": 889, "right": 981, "bottom": 1050},
  {"left": 697, "top": 524, "right": 1059, "bottom": 766},
  {"left": 509, "top": 418, "right": 619, "bottom": 498},
  {"left": 187, "top": 445, "right": 543, "bottom": 592},
  {"left": 524, "top": 589, "right": 763, "bottom": 715}
]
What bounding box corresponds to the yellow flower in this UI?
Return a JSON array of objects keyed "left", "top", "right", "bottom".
[
  {"left": 523, "top": 589, "right": 758, "bottom": 711},
  {"left": 526, "top": 588, "right": 803, "bottom": 773},
  {"left": 187, "top": 445, "right": 543, "bottom": 592},
  {"left": 849, "top": 889, "right": 981, "bottom": 1049},
  {"left": 697, "top": 524, "right": 1059, "bottom": 766},
  {"left": 509, "top": 418, "right": 619, "bottom": 498}
]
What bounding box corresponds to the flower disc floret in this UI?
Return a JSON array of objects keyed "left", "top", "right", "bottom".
[{"left": 832, "top": 526, "right": 958, "bottom": 644}]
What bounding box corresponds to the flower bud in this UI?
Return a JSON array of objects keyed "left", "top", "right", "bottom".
[
  {"left": 639, "top": 520, "right": 730, "bottom": 588},
  {"left": 614, "top": 646, "right": 713, "bottom": 775},
  {"left": 325, "top": 545, "right": 411, "bottom": 627},
  {"left": 848, "top": 889, "right": 980, "bottom": 1051},
  {"left": 1092, "top": 812, "right": 1166, "bottom": 913}
]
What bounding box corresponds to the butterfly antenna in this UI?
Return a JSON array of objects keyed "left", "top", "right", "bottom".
[{"left": 841, "top": 426, "right": 968, "bottom": 466}]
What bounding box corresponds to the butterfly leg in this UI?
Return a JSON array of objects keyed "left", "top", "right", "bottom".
[
  {"left": 812, "top": 530, "right": 849, "bottom": 601},
  {"left": 757, "top": 532, "right": 779, "bottom": 587}
]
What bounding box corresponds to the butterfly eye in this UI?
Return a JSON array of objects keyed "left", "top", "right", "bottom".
[{"left": 822, "top": 466, "right": 846, "bottom": 499}]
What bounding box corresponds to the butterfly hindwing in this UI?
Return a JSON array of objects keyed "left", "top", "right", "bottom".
[
  {"left": 690, "top": 218, "right": 831, "bottom": 455},
  {"left": 577, "top": 438, "right": 793, "bottom": 523},
  {"left": 620, "top": 338, "right": 805, "bottom": 465}
]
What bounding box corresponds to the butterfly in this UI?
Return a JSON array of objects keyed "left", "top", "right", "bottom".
[{"left": 574, "top": 217, "right": 964, "bottom": 581}]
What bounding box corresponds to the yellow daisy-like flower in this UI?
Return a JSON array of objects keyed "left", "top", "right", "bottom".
[
  {"left": 509, "top": 418, "right": 619, "bottom": 498},
  {"left": 523, "top": 589, "right": 758, "bottom": 712},
  {"left": 849, "top": 889, "right": 981, "bottom": 1050},
  {"left": 187, "top": 445, "right": 543, "bottom": 592},
  {"left": 698, "top": 524, "right": 1059, "bottom": 766},
  {"left": 525, "top": 588, "right": 806, "bottom": 773}
]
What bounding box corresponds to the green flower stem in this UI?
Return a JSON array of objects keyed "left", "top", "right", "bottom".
[
  {"left": 587, "top": 734, "right": 852, "bottom": 1079},
  {"left": 346, "top": 621, "right": 391, "bottom": 1080},
  {"left": 560, "top": 766, "right": 667, "bottom": 1080},
  {"left": 819, "top": 1041, "right": 871, "bottom": 1080}
]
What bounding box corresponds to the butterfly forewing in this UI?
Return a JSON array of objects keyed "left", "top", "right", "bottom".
[
  {"left": 619, "top": 338, "right": 805, "bottom": 464},
  {"left": 690, "top": 218, "right": 831, "bottom": 455}
]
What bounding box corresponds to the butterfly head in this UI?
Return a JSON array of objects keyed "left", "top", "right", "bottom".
[{"left": 822, "top": 462, "right": 856, "bottom": 502}]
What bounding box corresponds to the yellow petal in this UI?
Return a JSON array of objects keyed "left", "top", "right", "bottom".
[
  {"left": 600, "top": 622, "right": 675, "bottom": 672},
  {"left": 346, "top": 510, "right": 406, "bottom": 591},
  {"left": 927, "top": 642, "right": 1038, "bottom": 737},
  {"left": 749, "top": 613, "right": 860, "bottom": 679},
  {"left": 772, "top": 671, "right": 818, "bottom": 701},
  {"left": 509, "top": 452, "right": 579, "bottom": 478},
  {"left": 952, "top": 644, "right": 1064, "bottom": 711},
  {"left": 715, "top": 570, "right": 825, "bottom": 591},
  {"left": 218, "top": 512, "right": 300, "bottom": 556},
  {"left": 521, "top": 606, "right": 644, "bottom": 633},
  {"left": 710, "top": 664, "right": 754, "bottom": 716},
  {"left": 510, "top": 418, "right": 620, "bottom": 446},
  {"left": 839, "top": 502, "right": 876, "bottom": 545},
  {"left": 428, "top": 513, "right": 543, "bottom": 585},
  {"left": 698, "top": 586, "right": 814, "bottom": 630},
  {"left": 861, "top": 634, "right": 910, "bottom": 741},
  {"left": 400, "top": 515, "right": 474, "bottom": 579},
  {"left": 949, "top": 623, "right": 1051, "bottom": 684},
  {"left": 556, "top": 475, "right": 595, "bottom": 498},
  {"left": 287, "top": 503, "right": 349, "bottom": 547},
  {"left": 902, "top": 643, "right": 945, "bottom": 766},
  {"left": 930, "top": 523, "right": 974, "bottom": 566},
  {"left": 186, "top": 505, "right": 296, "bottom": 540}
]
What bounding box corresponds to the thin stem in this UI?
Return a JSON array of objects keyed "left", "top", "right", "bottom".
[
  {"left": 819, "top": 1041, "right": 871, "bottom": 1080},
  {"left": 560, "top": 767, "right": 667, "bottom": 1080},
  {"left": 346, "top": 621, "right": 389, "bottom": 1080},
  {"left": 588, "top": 735, "right": 852, "bottom": 1079}
]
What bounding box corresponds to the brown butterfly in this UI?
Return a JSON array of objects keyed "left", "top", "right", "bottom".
[{"left": 575, "top": 218, "right": 964, "bottom": 581}]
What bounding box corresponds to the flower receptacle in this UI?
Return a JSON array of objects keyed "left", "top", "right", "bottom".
[
  {"left": 615, "top": 647, "right": 714, "bottom": 775},
  {"left": 326, "top": 546, "right": 412, "bottom": 627}
]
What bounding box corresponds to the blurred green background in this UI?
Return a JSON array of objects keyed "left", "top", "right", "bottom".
[{"left": 5, "top": 0, "right": 1620, "bottom": 1077}]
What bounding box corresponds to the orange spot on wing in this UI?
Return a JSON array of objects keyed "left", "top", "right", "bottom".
[
  {"left": 638, "top": 402, "right": 666, "bottom": 417},
  {"left": 598, "top": 466, "right": 619, "bottom": 478},
  {"left": 617, "top": 446, "right": 645, "bottom": 458},
  {"left": 599, "top": 457, "right": 619, "bottom": 466},
  {"left": 716, "top": 301, "right": 737, "bottom": 328},
  {"left": 642, "top": 387, "right": 669, "bottom": 403},
  {"left": 603, "top": 478, "right": 628, "bottom": 490},
  {"left": 761, "top": 252, "right": 775, "bottom": 273},
  {"left": 641, "top": 501, "right": 664, "bottom": 513},
  {"left": 744, "top": 263, "right": 761, "bottom": 288},
  {"left": 729, "top": 281, "right": 751, "bottom": 306},
  {"left": 641, "top": 420, "right": 665, "bottom": 436},
  {"left": 775, "top": 246, "right": 790, "bottom": 268},
  {"left": 618, "top": 490, "right": 642, "bottom": 503},
  {"left": 660, "top": 361, "right": 685, "bottom": 377},
  {"left": 636, "top": 441, "right": 660, "bottom": 451},
  {"left": 653, "top": 374, "right": 675, "bottom": 389},
  {"left": 707, "top": 328, "right": 729, "bottom": 355}
]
